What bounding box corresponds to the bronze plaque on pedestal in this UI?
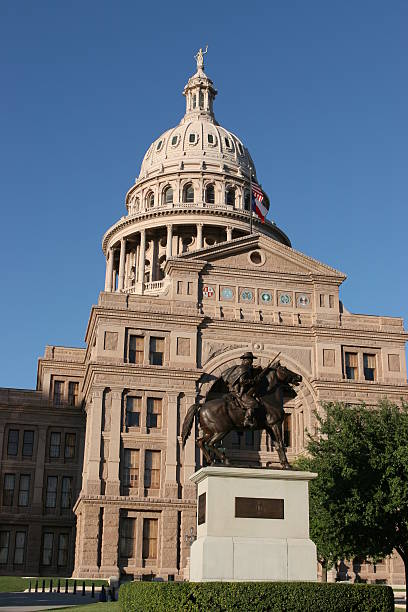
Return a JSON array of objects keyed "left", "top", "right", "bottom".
[
  {"left": 198, "top": 492, "right": 206, "bottom": 525},
  {"left": 235, "top": 496, "right": 284, "bottom": 519}
]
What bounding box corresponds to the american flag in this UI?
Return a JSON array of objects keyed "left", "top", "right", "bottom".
[{"left": 252, "top": 182, "right": 264, "bottom": 203}]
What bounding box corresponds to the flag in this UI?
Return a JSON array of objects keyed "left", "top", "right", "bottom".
[{"left": 251, "top": 182, "right": 268, "bottom": 223}]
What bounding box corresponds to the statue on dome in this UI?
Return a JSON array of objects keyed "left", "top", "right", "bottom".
[{"left": 194, "top": 45, "right": 208, "bottom": 71}]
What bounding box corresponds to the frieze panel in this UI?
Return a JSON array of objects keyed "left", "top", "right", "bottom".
[{"left": 202, "top": 340, "right": 245, "bottom": 365}]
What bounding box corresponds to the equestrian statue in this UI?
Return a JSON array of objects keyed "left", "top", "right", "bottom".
[{"left": 181, "top": 352, "right": 302, "bottom": 469}]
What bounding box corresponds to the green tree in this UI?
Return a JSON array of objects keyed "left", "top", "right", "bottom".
[{"left": 296, "top": 400, "right": 408, "bottom": 602}]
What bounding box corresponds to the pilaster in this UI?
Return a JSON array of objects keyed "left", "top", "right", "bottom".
[{"left": 105, "top": 388, "right": 122, "bottom": 496}]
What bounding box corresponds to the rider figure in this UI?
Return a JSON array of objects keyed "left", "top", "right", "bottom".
[{"left": 224, "top": 352, "right": 258, "bottom": 428}]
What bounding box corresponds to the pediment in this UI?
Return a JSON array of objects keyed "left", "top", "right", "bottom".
[{"left": 177, "top": 234, "right": 346, "bottom": 281}]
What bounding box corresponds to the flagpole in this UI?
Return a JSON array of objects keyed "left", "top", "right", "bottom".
[{"left": 249, "top": 165, "right": 253, "bottom": 235}]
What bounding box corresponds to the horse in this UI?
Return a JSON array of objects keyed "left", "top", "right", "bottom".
[{"left": 181, "top": 362, "right": 302, "bottom": 468}]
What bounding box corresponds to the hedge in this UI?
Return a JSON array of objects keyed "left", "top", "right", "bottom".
[{"left": 118, "top": 581, "right": 394, "bottom": 611}]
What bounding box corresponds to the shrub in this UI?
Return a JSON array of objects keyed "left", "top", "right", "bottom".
[{"left": 118, "top": 581, "right": 394, "bottom": 611}]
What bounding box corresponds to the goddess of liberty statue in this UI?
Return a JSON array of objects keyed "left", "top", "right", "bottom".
[{"left": 194, "top": 45, "right": 208, "bottom": 71}]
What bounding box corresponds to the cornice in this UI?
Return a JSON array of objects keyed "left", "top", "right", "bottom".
[
  {"left": 74, "top": 496, "right": 196, "bottom": 512},
  {"left": 310, "top": 378, "right": 408, "bottom": 396}
]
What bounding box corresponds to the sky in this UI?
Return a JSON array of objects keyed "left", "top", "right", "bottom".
[{"left": 0, "top": 0, "right": 407, "bottom": 389}]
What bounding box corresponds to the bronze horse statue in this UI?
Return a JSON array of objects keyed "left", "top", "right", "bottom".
[{"left": 181, "top": 362, "right": 302, "bottom": 468}]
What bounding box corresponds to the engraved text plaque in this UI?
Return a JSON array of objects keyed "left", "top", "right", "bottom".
[
  {"left": 235, "top": 496, "right": 284, "bottom": 519},
  {"left": 198, "top": 492, "right": 206, "bottom": 525}
]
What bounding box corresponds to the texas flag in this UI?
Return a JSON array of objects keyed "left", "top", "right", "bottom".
[{"left": 251, "top": 182, "right": 268, "bottom": 223}]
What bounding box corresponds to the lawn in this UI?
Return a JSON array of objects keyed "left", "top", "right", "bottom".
[{"left": 0, "top": 576, "right": 108, "bottom": 593}]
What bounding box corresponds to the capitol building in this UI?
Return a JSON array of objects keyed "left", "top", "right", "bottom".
[{"left": 0, "top": 53, "right": 407, "bottom": 584}]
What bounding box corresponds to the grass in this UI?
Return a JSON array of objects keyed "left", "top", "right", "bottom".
[
  {"left": 0, "top": 576, "right": 108, "bottom": 593},
  {"left": 47, "top": 603, "right": 119, "bottom": 611}
]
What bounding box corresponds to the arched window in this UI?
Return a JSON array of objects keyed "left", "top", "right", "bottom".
[
  {"left": 192, "top": 94, "right": 197, "bottom": 109},
  {"left": 163, "top": 186, "right": 173, "bottom": 205},
  {"left": 183, "top": 183, "right": 194, "bottom": 203},
  {"left": 199, "top": 91, "right": 204, "bottom": 108},
  {"left": 225, "top": 187, "right": 236, "bottom": 206},
  {"left": 134, "top": 197, "right": 140, "bottom": 211},
  {"left": 205, "top": 184, "right": 215, "bottom": 204},
  {"left": 244, "top": 190, "right": 250, "bottom": 211},
  {"left": 146, "top": 191, "right": 155, "bottom": 208}
]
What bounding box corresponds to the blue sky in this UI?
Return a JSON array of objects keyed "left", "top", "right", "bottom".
[{"left": 0, "top": 0, "right": 407, "bottom": 389}]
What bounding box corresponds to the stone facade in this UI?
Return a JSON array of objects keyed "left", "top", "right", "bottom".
[{"left": 0, "top": 55, "right": 407, "bottom": 584}]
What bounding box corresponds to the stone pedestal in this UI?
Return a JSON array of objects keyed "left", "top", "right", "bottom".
[{"left": 189, "top": 466, "right": 317, "bottom": 582}]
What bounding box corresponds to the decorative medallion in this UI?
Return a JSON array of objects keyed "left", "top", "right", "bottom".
[
  {"left": 261, "top": 291, "right": 272, "bottom": 303},
  {"left": 297, "top": 294, "right": 310, "bottom": 307},
  {"left": 279, "top": 293, "right": 292, "bottom": 305},
  {"left": 221, "top": 287, "right": 234, "bottom": 300},
  {"left": 203, "top": 285, "right": 215, "bottom": 298},
  {"left": 241, "top": 289, "right": 254, "bottom": 302}
]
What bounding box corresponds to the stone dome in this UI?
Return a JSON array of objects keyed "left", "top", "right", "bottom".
[{"left": 138, "top": 62, "right": 257, "bottom": 182}]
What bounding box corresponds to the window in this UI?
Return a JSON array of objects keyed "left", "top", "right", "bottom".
[
  {"left": 142, "top": 518, "right": 158, "bottom": 560},
  {"left": 171, "top": 135, "right": 178, "bottom": 146},
  {"left": 49, "top": 432, "right": 61, "bottom": 458},
  {"left": 22, "top": 431, "right": 34, "bottom": 457},
  {"left": 144, "top": 450, "right": 160, "bottom": 489},
  {"left": 149, "top": 337, "right": 164, "bottom": 366},
  {"left": 126, "top": 396, "right": 141, "bottom": 427},
  {"left": 147, "top": 192, "right": 155, "bottom": 208},
  {"left": 3, "top": 474, "right": 15, "bottom": 506},
  {"left": 156, "top": 140, "right": 162, "bottom": 150},
  {"left": 283, "top": 414, "right": 292, "bottom": 448},
  {"left": 225, "top": 137, "right": 231, "bottom": 148},
  {"left": 183, "top": 183, "right": 194, "bottom": 203},
  {"left": 319, "top": 294, "right": 325, "bottom": 308},
  {"left": 192, "top": 94, "right": 197, "bottom": 109},
  {"left": 53, "top": 381, "right": 64, "bottom": 405},
  {"left": 205, "top": 184, "right": 215, "bottom": 204},
  {"left": 123, "top": 449, "right": 140, "bottom": 489},
  {"left": 45, "top": 476, "right": 58, "bottom": 508},
  {"left": 188, "top": 133, "right": 196, "bottom": 144},
  {"left": 61, "top": 477, "right": 72, "bottom": 509},
  {"left": 363, "top": 353, "right": 376, "bottom": 381},
  {"left": 225, "top": 187, "right": 235, "bottom": 206},
  {"left": 64, "top": 433, "right": 76, "bottom": 459},
  {"left": 199, "top": 91, "right": 204, "bottom": 108},
  {"left": 129, "top": 335, "right": 144, "bottom": 364},
  {"left": 14, "top": 531, "right": 26, "bottom": 565},
  {"left": 42, "top": 532, "right": 53, "bottom": 566},
  {"left": 237, "top": 142, "right": 243, "bottom": 155},
  {"left": 57, "top": 533, "right": 69, "bottom": 567},
  {"left": 18, "top": 475, "right": 30, "bottom": 507},
  {"left": 68, "top": 382, "right": 79, "bottom": 406},
  {"left": 146, "top": 398, "right": 162, "bottom": 429},
  {"left": 329, "top": 295, "right": 335, "bottom": 308},
  {"left": 0, "top": 531, "right": 9, "bottom": 564},
  {"left": 244, "top": 430, "right": 255, "bottom": 448},
  {"left": 120, "top": 518, "right": 135, "bottom": 558},
  {"left": 207, "top": 133, "right": 214, "bottom": 144},
  {"left": 244, "top": 190, "right": 250, "bottom": 211},
  {"left": 345, "top": 352, "right": 358, "bottom": 380},
  {"left": 231, "top": 432, "right": 241, "bottom": 449},
  {"left": 163, "top": 186, "right": 173, "bottom": 204},
  {"left": 7, "top": 430, "right": 19, "bottom": 456}
]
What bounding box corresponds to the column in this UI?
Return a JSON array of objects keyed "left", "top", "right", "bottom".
[
  {"left": 226, "top": 226, "right": 233, "bottom": 241},
  {"left": 138, "top": 229, "right": 146, "bottom": 285},
  {"left": 166, "top": 224, "right": 173, "bottom": 259},
  {"left": 85, "top": 388, "right": 103, "bottom": 495},
  {"left": 196, "top": 223, "right": 203, "bottom": 249},
  {"left": 118, "top": 238, "right": 126, "bottom": 291},
  {"left": 165, "top": 393, "right": 179, "bottom": 498},
  {"left": 106, "top": 389, "right": 122, "bottom": 496},
  {"left": 100, "top": 506, "right": 120, "bottom": 576},
  {"left": 105, "top": 248, "right": 114, "bottom": 292},
  {"left": 183, "top": 393, "right": 197, "bottom": 500}
]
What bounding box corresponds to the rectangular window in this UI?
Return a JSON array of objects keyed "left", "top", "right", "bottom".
[
  {"left": 49, "top": 432, "right": 61, "bottom": 458},
  {"left": 119, "top": 518, "right": 135, "bottom": 558},
  {"left": 149, "top": 337, "right": 164, "bottom": 366},
  {"left": 126, "top": 396, "right": 141, "bottom": 428},
  {"left": 22, "top": 431, "right": 34, "bottom": 457},
  {"left": 319, "top": 294, "right": 325, "bottom": 307},
  {"left": 129, "top": 335, "right": 144, "bottom": 364},
  {"left": 64, "top": 433, "right": 76, "bottom": 459},
  {"left": 187, "top": 281, "right": 193, "bottom": 295},
  {"left": 57, "top": 533, "right": 69, "bottom": 567},
  {"left": 42, "top": 532, "right": 53, "bottom": 566},
  {"left": 144, "top": 450, "right": 160, "bottom": 490},
  {"left": 146, "top": 398, "right": 162, "bottom": 429},
  {"left": 68, "top": 382, "right": 79, "bottom": 406},
  {"left": 363, "top": 353, "right": 376, "bottom": 381},
  {"left": 231, "top": 431, "right": 241, "bottom": 449},
  {"left": 46, "top": 476, "right": 58, "bottom": 508},
  {"left": 142, "top": 518, "right": 158, "bottom": 560},
  {"left": 18, "top": 475, "right": 30, "bottom": 507},
  {"left": 345, "top": 352, "right": 358, "bottom": 380},
  {"left": 123, "top": 449, "right": 139, "bottom": 489},
  {"left": 329, "top": 295, "right": 335, "bottom": 308},
  {"left": 283, "top": 414, "right": 292, "bottom": 448},
  {"left": 14, "top": 531, "right": 26, "bottom": 565},
  {"left": 3, "top": 474, "right": 15, "bottom": 506},
  {"left": 61, "top": 477, "right": 72, "bottom": 509},
  {"left": 0, "top": 531, "right": 10, "bottom": 564},
  {"left": 53, "top": 381, "right": 64, "bottom": 405},
  {"left": 7, "top": 430, "right": 19, "bottom": 456},
  {"left": 244, "top": 430, "right": 255, "bottom": 448}
]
